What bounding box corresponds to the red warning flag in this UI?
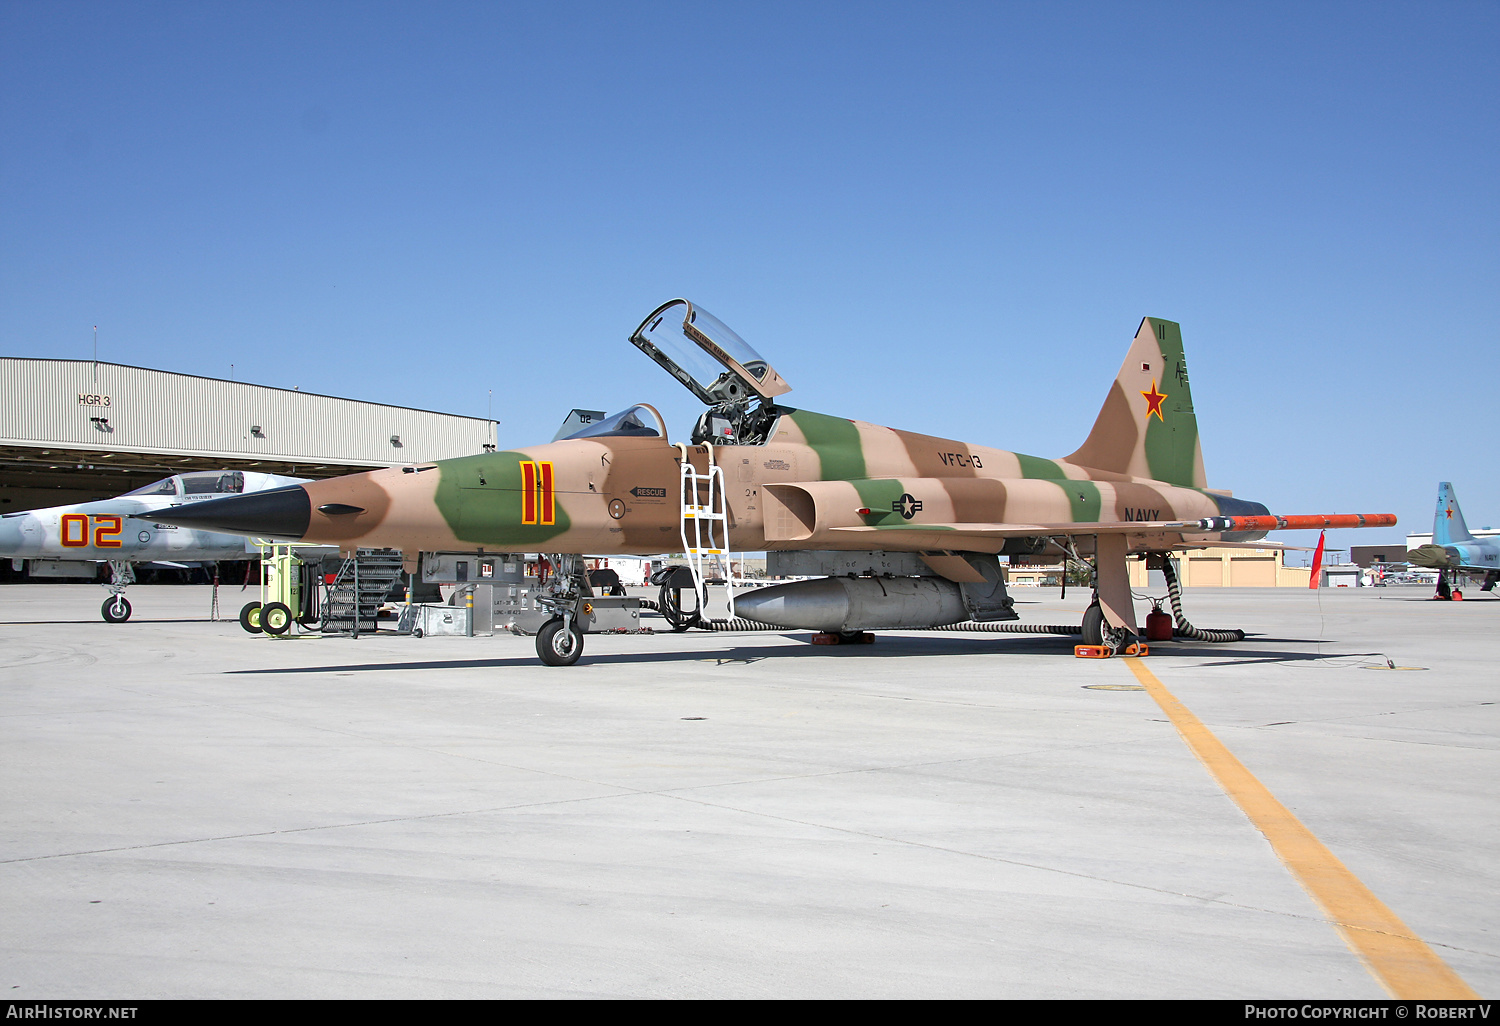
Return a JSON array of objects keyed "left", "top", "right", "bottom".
[{"left": 1309, "top": 530, "right": 1326, "bottom": 589}]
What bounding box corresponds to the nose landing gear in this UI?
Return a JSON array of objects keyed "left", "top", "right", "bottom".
[{"left": 99, "top": 561, "right": 135, "bottom": 622}]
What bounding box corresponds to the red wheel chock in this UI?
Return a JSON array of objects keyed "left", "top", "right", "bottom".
[{"left": 1074, "top": 642, "right": 1149, "bottom": 659}]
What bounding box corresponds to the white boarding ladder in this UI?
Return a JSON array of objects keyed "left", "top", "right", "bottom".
[{"left": 676, "top": 443, "right": 736, "bottom": 619}]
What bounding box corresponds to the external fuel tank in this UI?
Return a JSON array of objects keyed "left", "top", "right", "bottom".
[{"left": 733, "top": 576, "right": 970, "bottom": 633}]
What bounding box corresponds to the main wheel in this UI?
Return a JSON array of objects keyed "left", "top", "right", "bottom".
[
  {"left": 1081, "top": 602, "right": 1104, "bottom": 646},
  {"left": 536, "top": 617, "right": 584, "bottom": 666},
  {"left": 261, "top": 601, "right": 293, "bottom": 635},
  {"left": 239, "top": 601, "right": 264, "bottom": 634},
  {"left": 101, "top": 596, "right": 132, "bottom": 623}
]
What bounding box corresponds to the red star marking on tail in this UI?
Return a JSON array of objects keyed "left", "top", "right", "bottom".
[{"left": 1141, "top": 379, "right": 1168, "bottom": 422}]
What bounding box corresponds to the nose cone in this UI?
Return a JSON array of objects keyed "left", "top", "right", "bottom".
[
  {"left": 144, "top": 485, "right": 311, "bottom": 540},
  {"left": 1405, "top": 544, "right": 1457, "bottom": 570},
  {"left": 733, "top": 578, "right": 852, "bottom": 632},
  {"left": 0, "top": 516, "right": 24, "bottom": 555}
]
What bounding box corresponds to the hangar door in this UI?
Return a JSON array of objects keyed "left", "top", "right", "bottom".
[
  {"left": 1229, "top": 557, "right": 1277, "bottom": 587},
  {"left": 1188, "top": 557, "right": 1223, "bottom": 587}
]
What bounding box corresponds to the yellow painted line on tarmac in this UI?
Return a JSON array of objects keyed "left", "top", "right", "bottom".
[{"left": 1120, "top": 656, "right": 1477, "bottom": 999}]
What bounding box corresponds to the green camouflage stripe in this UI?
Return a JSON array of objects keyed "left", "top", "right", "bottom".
[
  {"left": 788, "top": 409, "right": 867, "bottom": 481},
  {"left": 433, "top": 451, "right": 572, "bottom": 546},
  {"left": 852, "top": 479, "right": 913, "bottom": 526},
  {"left": 1016, "top": 453, "right": 1068, "bottom": 479},
  {"left": 1143, "top": 318, "right": 1199, "bottom": 487},
  {"left": 1057, "top": 479, "right": 1102, "bottom": 522}
]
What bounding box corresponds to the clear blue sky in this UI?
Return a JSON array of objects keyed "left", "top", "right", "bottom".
[{"left": 3, "top": 1, "right": 1496, "bottom": 552}]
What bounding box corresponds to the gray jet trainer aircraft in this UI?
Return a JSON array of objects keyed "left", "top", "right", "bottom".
[
  {"left": 1405, "top": 482, "right": 1499, "bottom": 598},
  {"left": 0, "top": 469, "right": 310, "bottom": 621}
]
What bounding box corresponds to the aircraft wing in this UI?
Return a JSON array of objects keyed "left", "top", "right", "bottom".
[{"left": 830, "top": 514, "right": 1395, "bottom": 550}]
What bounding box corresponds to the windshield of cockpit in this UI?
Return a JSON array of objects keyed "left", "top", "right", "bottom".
[
  {"left": 124, "top": 476, "right": 179, "bottom": 497},
  {"left": 560, "top": 404, "right": 667, "bottom": 441},
  {"left": 182, "top": 472, "right": 246, "bottom": 495}
]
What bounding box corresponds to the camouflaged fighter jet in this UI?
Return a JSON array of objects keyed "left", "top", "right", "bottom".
[
  {"left": 1405, "top": 482, "right": 1499, "bottom": 598},
  {"left": 0, "top": 470, "right": 310, "bottom": 621},
  {"left": 146, "top": 299, "right": 1395, "bottom": 664}
]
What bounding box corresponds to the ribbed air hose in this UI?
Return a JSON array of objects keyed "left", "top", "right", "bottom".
[
  {"left": 918, "top": 622, "right": 1082, "bottom": 635},
  {"left": 702, "top": 617, "right": 788, "bottom": 632},
  {"left": 639, "top": 596, "right": 785, "bottom": 632},
  {"left": 1160, "top": 559, "right": 1245, "bottom": 642}
]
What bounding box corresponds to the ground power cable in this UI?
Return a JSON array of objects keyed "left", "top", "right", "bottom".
[{"left": 1303, "top": 571, "right": 1401, "bottom": 669}]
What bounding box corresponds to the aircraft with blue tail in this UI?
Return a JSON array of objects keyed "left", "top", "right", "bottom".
[{"left": 1405, "top": 482, "right": 1499, "bottom": 597}]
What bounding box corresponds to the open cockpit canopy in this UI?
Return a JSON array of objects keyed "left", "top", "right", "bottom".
[{"left": 629, "top": 299, "right": 792, "bottom": 406}]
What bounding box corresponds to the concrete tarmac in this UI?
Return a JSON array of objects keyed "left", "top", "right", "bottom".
[{"left": 1, "top": 583, "right": 1494, "bottom": 998}]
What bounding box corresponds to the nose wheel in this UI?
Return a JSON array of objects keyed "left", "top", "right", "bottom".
[
  {"left": 536, "top": 617, "right": 584, "bottom": 666},
  {"left": 101, "top": 595, "right": 132, "bottom": 623}
]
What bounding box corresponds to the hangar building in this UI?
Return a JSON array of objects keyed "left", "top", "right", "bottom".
[
  {"left": 1008, "top": 547, "right": 1313, "bottom": 588},
  {"left": 1, "top": 358, "right": 496, "bottom": 511}
]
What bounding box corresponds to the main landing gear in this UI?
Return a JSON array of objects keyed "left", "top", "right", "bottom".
[
  {"left": 1079, "top": 534, "right": 1139, "bottom": 653},
  {"left": 1079, "top": 550, "right": 1247, "bottom": 651},
  {"left": 1434, "top": 573, "right": 1458, "bottom": 601},
  {"left": 1079, "top": 600, "right": 1134, "bottom": 652}
]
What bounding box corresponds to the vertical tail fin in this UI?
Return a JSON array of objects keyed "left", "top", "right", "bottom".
[
  {"left": 1433, "top": 482, "right": 1475, "bottom": 545},
  {"left": 1065, "top": 317, "right": 1206, "bottom": 488}
]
